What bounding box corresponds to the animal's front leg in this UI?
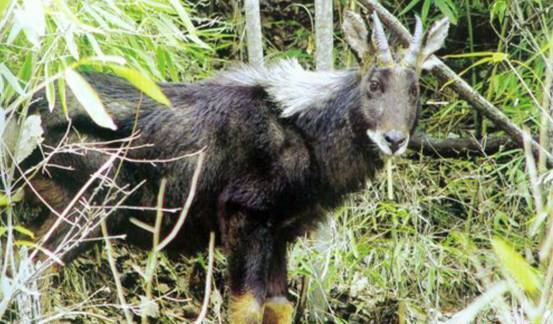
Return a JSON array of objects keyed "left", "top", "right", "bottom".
[
  {"left": 263, "top": 239, "right": 294, "bottom": 324},
  {"left": 225, "top": 212, "right": 272, "bottom": 324}
]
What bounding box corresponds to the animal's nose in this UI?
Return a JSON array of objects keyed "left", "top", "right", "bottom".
[{"left": 383, "top": 130, "right": 407, "bottom": 153}]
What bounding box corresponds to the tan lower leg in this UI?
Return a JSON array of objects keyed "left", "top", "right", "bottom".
[
  {"left": 229, "top": 292, "right": 263, "bottom": 324},
  {"left": 262, "top": 297, "right": 294, "bottom": 324}
]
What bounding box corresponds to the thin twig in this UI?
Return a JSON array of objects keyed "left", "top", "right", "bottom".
[
  {"left": 141, "top": 178, "right": 167, "bottom": 324},
  {"left": 101, "top": 205, "right": 134, "bottom": 324},
  {"left": 194, "top": 231, "right": 216, "bottom": 324},
  {"left": 156, "top": 150, "right": 206, "bottom": 252},
  {"left": 29, "top": 154, "right": 118, "bottom": 261}
]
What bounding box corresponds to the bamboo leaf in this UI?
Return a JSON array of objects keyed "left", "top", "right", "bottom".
[
  {"left": 434, "top": 0, "right": 458, "bottom": 25},
  {"left": 491, "top": 0, "right": 507, "bottom": 23},
  {"left": 0, "top": 194, "right": 9, "bottom": 207},
  {"left": 13, "top": 0, "right": 45, "bottom": 47},
  {"left": 14, "top": 115, "right": 43, "bottom": 164},
  {"left": 399, "top": 0, "right": 421, "bottom": 16},
  {"left": 491, "top": 237, "right": 542, "bottom": 297},
  {"left": 15, "top": 240, "right": 35, "bottom": 247},
  {"left": 0, "top": 189, "right": 24, "bottom": 206},
  {"left": 421, "top": 0, "right": 431, "bottom": 23},
  {"left": 14, "top": 225, "right": 34, "bottom": 239},
  {"left": 58, "top": 77, "right": 68, "bottom": 117},
  {"left": 106, "top": 65, "right": 171, "bottom": 107},
  {"left": 0, "top": 63, "right": 24, "bottom": 96},
  {"left": 64, "top": 68, "right": 117, "bottom": 130},
  {"left": 444, "top": 51, "right": 501, "bottom": 59},
  {"left": 45, "top": 63, "right": 56, "bottom": 112},
  {"left": 18, "top": 52, "right": 33, "bottom": 85},
  {"left": 167, "top": 0, "right": 209, "bottom": 49},
  {"left": 75, "top": 59, "right": 171, "bottom": 107},
  {"left": 0, "top": 0, "right": 9, "bottom": 18},
  {"left": 64, "top": 29, "right": 80, "bottom": 60}
]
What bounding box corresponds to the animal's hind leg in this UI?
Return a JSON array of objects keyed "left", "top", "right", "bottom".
[
  {"left": 263, "top": 239, "right": 294, "bottom": 324},
  {"left": 223, "top": 210, "right": 272, "bottom": 324}
]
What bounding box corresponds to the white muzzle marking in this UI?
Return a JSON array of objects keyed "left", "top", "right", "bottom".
[{"left": 367, "top": 130, "right": 409, "bottom": 156}]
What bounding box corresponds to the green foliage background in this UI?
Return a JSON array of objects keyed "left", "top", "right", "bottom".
[{"left": 0, "top": 0, "right": 552, "bottom": 323}]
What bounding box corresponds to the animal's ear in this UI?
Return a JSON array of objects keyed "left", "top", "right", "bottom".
[
  {"left": 420, "top": 17, "right": 450, "bottom": 70},
  {"left": 342, "top": 11, "right": 369, "bottom": 61}
]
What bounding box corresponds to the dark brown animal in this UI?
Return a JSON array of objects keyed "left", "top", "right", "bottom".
[{"left": 21, "top": 13, "right": 449, "bottom": 324}]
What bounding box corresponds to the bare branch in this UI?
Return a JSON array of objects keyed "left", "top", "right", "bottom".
[
  {"left": 156, "top": 149, "right": 206, "bottom": 252},
  {"left": 409, "top": 133, "right": 517, "bottom": 158},
  {"left": 194, "top": 231, "right": 215, "bottom": 324}
]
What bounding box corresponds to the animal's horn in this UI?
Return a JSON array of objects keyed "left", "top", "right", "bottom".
[
  {"left": 371, "top": 12, "right": 393, "bottom": 66},
  {"left": 402, "top": 15, "right": 423, "bottom": 68}
]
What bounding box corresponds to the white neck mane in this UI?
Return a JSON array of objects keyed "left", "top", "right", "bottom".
[{"left": 218, "top": 59, "right": 354, "bottom": 117}]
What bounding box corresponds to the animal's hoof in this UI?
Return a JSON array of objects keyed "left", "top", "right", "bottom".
[
  {"left": 229, "top": 293, "right": 263, "bottom": 324},
  {"left": 263, "top": 297, "right": 294, "bottom": 324}
]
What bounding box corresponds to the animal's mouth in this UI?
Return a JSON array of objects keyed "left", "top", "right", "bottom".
[{"left": 367, "top": 130, "right": 409, "bottom": 156}]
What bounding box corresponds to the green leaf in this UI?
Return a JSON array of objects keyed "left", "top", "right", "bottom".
[
  {"left": 167, "top": 0, "right": 210, "bottom": 49},
  {"left": 58, "top": 77, "right": 68, "bottom": 117},
  {"left": 399, "top": 0, "right": 422, "bottom": 16},
  {"left": 107, "top": 65, "right": 171, "bottom": 107},
  {"left": 73, "top": 58, "right": 170, "bottom": 106},
  {"left": 18, "top": 51, "right": 33, "bottom": 85},
  {"left": 45, "top": 63, "right": 56, "bottom": 112},
  {"left": 65, "top": 30, "right": 80, "bottom": 59},
  {"left": 91, "top": 4, "right": 135, "bottom": 31},
  {"left": 434, "top": 0, "right": 458, "bottom": 24},
  {"left": 15, "top": 240, "right": 35, "bottom": 247},
  {"left": 0, "top": 189, "right": 24, "bottom": 206},
  {"left": 14, "top": 115, "right": 43, "bottom": 164},
  {"left": 445, "top": 51, "right": 500, "bottom": 59},
  {"left": 0, "top": 63, "right": 24, "bottom": 99},
  {"left": 0, "top": 194, "right": 9, "bottom": 206},
  {"left": 0, "top": 0, "right": 10, "bottom": 18},
  {"left": 64, "top": 68, "right": 117, "bottom": 130},
  {"left": 15, "top": 0, "right": 46, "bottom": 47},
  {"left": 14, "top": 225, "right": 34, "bottom": 239},
  {"left": 491, "top": 0, "right": 507, "bottom": 23},
  {"left": 491, "top": 237, "right": 542, "bottom": 297},
  {"left": 421, "top": 0, "right": 432, "bottom": 23}
]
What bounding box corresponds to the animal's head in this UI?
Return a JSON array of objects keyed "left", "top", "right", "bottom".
[{"left": 343, "top": 12, "right": 449, "bottom": 156}]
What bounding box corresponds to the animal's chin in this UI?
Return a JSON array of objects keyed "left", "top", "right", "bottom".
[{"left": 366, "top": 130, "right": 409, "bottom": 157}]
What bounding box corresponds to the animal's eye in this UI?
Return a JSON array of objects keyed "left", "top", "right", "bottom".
[{"left": 369, "top": 80, "right": 381, "bottom": 93}]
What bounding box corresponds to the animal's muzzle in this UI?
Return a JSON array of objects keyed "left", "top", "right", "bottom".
[
  {"left": 383, "top": 130, "right": 407, "bottom": 154},
  {"left": 367, "top": 129, "right": 409, "bottom": 156}
]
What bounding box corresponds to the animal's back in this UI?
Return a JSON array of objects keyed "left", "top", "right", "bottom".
[{"left": 24, "top": 72, "right": 313, "bottom": 256}]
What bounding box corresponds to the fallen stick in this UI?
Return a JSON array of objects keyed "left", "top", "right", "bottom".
[
  {"left": 359, "top": 0, "right": 553, "bottom": 167},
  {"left": 409, "top": 133, "right": 517, "bottom": 158}
]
